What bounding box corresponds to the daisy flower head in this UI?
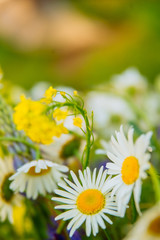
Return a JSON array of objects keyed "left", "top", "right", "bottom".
[
  {"left": 9, "top": 159, "right": 68, "bottom": 200},
  {"left": 52, "top": 167, "right": 120, "bottom": 237},
  {"left": 0, "top": 156, "right": 22, "bottom": 223},
  {"left": 106, "top": 125, "right": 152, "bottom": 215}
]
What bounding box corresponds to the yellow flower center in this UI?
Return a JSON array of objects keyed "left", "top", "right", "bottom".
[
  {"left": 121, "top": 156, "right": 139, "bottom": 185},
  {"left": 148, "top": 216, "right": 160, "bottom": 236},
  {"left": 76, "top": 189, "right": 105, "bottom": 215},
  {"left": 27, "top": 166, "right": 51, "bottom": 176}
]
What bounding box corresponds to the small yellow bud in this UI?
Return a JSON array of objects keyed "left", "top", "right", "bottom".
[
  {"left": 20, "top": 94, "right": 26, "bottom": 101},
  {"left": 60, "top": 91, "right": 66, "bottom": 97},
  {"left": 43, "top": 86, "right": 57, "bottom": 103},
  {"left": 53, "top": 108, "right": 68, "bottom": 121},
  {"left": 73, "top": 90, "right": 78, "bottom": 96},
  {"left": 73, "top": 117, "right": 82, "bottom": 128}
]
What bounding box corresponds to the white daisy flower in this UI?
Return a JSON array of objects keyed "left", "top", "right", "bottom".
[
  {"left": 106, "top": 125, "right": 152, "bottom": 216},
  {"left": 52, "top": 166, "right": 120, "bottom": 237},
  {"left": 0, "top": 156, "right": 22, "bottom": 223},
  {"left": 9, "top": 159, "right": 68, "bottom": 200},
  {"left": 124, "top": 202, "right": 160, "bottom": 240}
]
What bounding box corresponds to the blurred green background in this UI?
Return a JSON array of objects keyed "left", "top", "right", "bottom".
[{"left": 0, "top": 0, "right": 160, "bottom": 90}]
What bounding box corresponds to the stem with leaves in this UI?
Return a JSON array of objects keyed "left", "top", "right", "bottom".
[
  {"left": 47, "top": 98, "right": 93, "bottom": 169},
  {"left": 0, "top": 136, "right": 40, "bottom": 160}
]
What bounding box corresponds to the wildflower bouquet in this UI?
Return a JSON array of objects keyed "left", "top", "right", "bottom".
[{"left": 0, "top": 68, "right": 160, "bottom": 240}]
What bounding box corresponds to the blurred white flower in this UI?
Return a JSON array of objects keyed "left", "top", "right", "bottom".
[
  {"left": 86, "top": 92, "right": 135, "bottom": 137},
  {"left": 111, "top": 68, "right": 147, "bottom": 94},
  {"left": 124, "top": 202, "right": 160, "bottom": 240},
  {"left": 143, "top": 93, "right": 160, "bottom": 127},
  {"left": 54, "top": 86, "right": 75, "bottom": 103},
  {"left": 30, "top": 81, "right": 50, "bottom": 100}
]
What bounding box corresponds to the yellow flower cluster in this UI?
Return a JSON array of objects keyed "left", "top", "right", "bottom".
[{"left": 13, "top": 95, "right": 68, "bottom": 144}]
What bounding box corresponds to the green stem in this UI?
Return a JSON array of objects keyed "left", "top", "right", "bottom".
[
  {"left": 35, "top": 148, "right": 41, "bottom": 160},
  {"left": 47, "top": 102, "right": 92, "bottom": 169},
  {"left": 130, "top": 194, "right": 137, "bottom": 224},
  {"left": 56, "top": 220, "right": 66, "bottom": 234},
  {"left": 0, "top": 136, "right": 40, "bottom": 160},
  {"left": 68, "top": 130, "right": 85, "bottom": 139},
  {"left": 81, "top": 110, "right": 91, "bottom": 169},
  {"left": 149, "top": 164, "right": 160, "bottom": 202},
  {"left": 103, "top": 228, "right": 112, "bottom": 240}
]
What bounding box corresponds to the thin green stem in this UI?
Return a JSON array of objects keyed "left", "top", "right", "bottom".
[
  {"left": 80, "top": 110, "right": 91, "bottom": 169},
  {"left": 68, "top": 130, "right": 85, "bottom": 139},
  {"left": 0, "top": 136, "right": 40, "bottom": 160},
  {"left": 103, "top": 228, "right": 112, "bottom": 240},
  {"left": 56, "top": 220, "right": 66, "bottom": 234},
  {"left": 47, "top": 102, "right": 92, "bottom": 169},
  {"left": 35, "top": 148, "right": 41, "bottom": 160},
  {"left": 0, "top": 136, "right": 36, "bottom": 149},
  {"left": 149, "top": 164, "right": 160, "bottom": 202},
  {"left": 130, "top": 194, "right": 137, "bottom": 224}
]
